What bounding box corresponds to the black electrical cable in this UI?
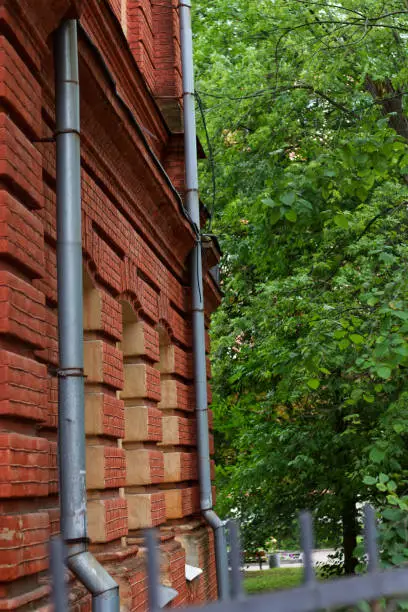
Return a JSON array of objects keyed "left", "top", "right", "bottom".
[
  {"left": 195, "top": 91, "right": 216, "bottom": 230},
  {"left": 77, "top": 22, "right": 199, "bottom": 238}
]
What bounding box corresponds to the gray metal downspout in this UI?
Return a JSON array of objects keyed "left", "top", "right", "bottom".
[
  {"left": 179, "top": 1, "right": 230, "bottom": 601},
  {"left": 54, "top": 20, "right": 119, "bottom": 612}
]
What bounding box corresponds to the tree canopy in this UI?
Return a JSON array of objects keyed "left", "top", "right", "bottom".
[{"left": 194, "top": 0, "right": 408, "bottom": 571}]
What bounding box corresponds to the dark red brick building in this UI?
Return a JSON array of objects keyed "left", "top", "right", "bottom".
[{"left": 0, "top": 0, "right": 221, "bottom": 609}]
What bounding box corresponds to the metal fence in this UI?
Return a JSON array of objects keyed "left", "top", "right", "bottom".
[{"left": 50, "top": 506, "right": 408, "bottom": 612}]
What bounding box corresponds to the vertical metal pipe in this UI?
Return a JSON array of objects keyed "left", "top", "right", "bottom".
[
  {"left": 179, "top": 0, "right": 230, "bottom": 601},
  {"left": 54, "top": 20, "right": 119, "bottom": 612},
  {"left": 49, "top": 537, "right": 68, "bottom": 612}
]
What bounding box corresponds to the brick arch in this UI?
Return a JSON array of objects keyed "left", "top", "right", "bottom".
[{"left": 118, "top": 291, "right": 142, "bottom": 320}]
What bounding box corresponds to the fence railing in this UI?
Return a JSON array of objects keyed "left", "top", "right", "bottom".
[{"left": 50, "top": 506, "right": 408, "bottom": 612}]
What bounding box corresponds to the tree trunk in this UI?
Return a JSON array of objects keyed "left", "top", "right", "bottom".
[
  {"left": 342, "top": 500, "right": 359, "bottom": 575},
  {"left": 365, "top": 76, "right": 408, "bottom": 142}
]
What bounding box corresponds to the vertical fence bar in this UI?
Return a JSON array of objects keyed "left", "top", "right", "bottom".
[
  {"left": 49, "top": 537, "right": 68, "bottom": 612},
  {"left": 228, "top": 520, "right": 243, "bottom": 600},
  {"left": 364, "top": 505, "right": 379, "bottom": 573},
  {"left": 145, "top": 529, "right": 160, "bottom": 611},
  {"left": 300, "top": 512, "right": 315, "bottom": 585}
]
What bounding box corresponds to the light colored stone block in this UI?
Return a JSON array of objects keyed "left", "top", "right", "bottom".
[
  {"left": 86, "top": 446, "right": 105, "bottom": 489},
  {"left": 164, "top": 452, "right": 181, "bottom": 482},
  {"left": 84, "top": 340, "right": 103, "bottom": 383},
  {"left": 127, "top": 494, "right": 151, "bottom": 529},
  {"left": 87, "top": 499, "right": 105, "bottom": 542},
  {"left": 121, "top": 321, "right": 145, "bottom": 357},
  {"left": 124, "top": 405, "right": 149, "bottom": 441},
  {"left": 158, "top": 379, "right": 177, "bottom": 409},
  {"left": 126, "top": 449, "right": 151, "bottom": 485},
  {"left": 121, "top": 364, "right": 147, "bottom": 399},
  {"left": 156, "top": 344, "right": 174, "bottom": 374},
  {"left": 164, "top": 489, "right": 183, "bottom": 519},
  {"left": 161, "top": 416, "right": 179, "bottom": 445},
  {"left": 85, "top": 393, "right": 103, "bottom": 435},
  {"left": 126, "top": 493, "right": 165, "bottom": 529},
  {"left": 83, "top": 286, "right": 102, "bottom": 331}
]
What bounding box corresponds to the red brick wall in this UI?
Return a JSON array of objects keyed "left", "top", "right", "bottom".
[{"left": 0, "top": 0, "right": 220, "bottom": 609}]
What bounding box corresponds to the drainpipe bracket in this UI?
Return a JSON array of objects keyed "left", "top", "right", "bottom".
[
  {"left": 55, "top": 128, "right": 81, "bottom": 137},
  {"left": 57, "top": 367, "right": 85, "bottom": 378}
]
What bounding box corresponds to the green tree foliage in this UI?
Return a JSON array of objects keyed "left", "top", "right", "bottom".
[{"left": 193, "top": 0, "right": 408, "bottom": 571}]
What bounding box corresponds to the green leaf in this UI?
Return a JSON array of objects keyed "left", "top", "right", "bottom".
[
  {"left": 307, "top": 378, "right": 320, "bottom": 390},
  {"left": 280, "top": 191, "right": 296, "bottom": 206},
  {"left": 262, "top": 198, "right": 277, "bottom": 208},
  {"left": 376, "top": 365, "right": 392, "bottom": 379},
  {"left": 334, "top": 214, "right": 349, "bottom": 229},
  {"left": 382, "top": 508, "right": 403, "bottom": 521},
  {"left": 319, "top": 367, "right": 331, "bottom": 375},
  {"left": 369, "top": 447, "right": 386, "bottom": 464},
  {"left": 363, "top": 475, "right": 377, "bottom": 485},
  {"left": 285, "top": 209, "right": 297, "bottom": 223},
  {"left": 350, "top": 334, "right": 364, "bottom": 345},
  {"left": 391, "top": 553, "right": 407, "bottom": 565},
  {"left": 269, "top": 208, "right": 281, "bottom": 225}
]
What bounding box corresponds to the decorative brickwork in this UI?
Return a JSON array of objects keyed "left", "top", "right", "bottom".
[{"left": 0, "top": 0, "right": 221, "bottom": 608}]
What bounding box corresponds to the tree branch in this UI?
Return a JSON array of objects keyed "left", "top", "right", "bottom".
[{"left": 197, "top": 84, "right": 352, "bottom": 114}]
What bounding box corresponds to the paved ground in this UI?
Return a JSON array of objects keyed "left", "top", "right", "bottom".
[{"left": 244, "top": 549, "right": 335, "bottom": 571}]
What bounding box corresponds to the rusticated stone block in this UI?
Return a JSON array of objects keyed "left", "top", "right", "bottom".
[
  {"left": 0, "top": 512, "right": 49, "bottom": 581},
  {"left": 88, "top": 497, "right": 128, "bottom": 543},
  {"left": 124, "top": 405, "right": 162, "bottom": 442},
  {"left": 164, "top": 487, "right": 199, "bottom": 519},
  {"left": 127, "top": 492, "right": 166, "bottom": 529},
  {"left": 126, "top": 449, "right": 164, "bottom": 486},
  {"left": 121, "top": 363, "right": 161, "bottom": 401},
  {"left": 121, "top": 320, "right": 159, "bottom": 362},
  {"left": 84, "top": 340, "right": 124, "bottom": 389},
  {"left": 0, "top": 350, "right": 46, "bottom": 422},
  {"left": 163, "top": 452, "right": 197, "bottom": 483},
  {"left": 84, "top": 285, "right": 122, "bottom": 342},
  {"left": 0, "top": 433, "right": 48, "bottom": 497},
  {"left": 161, "top": 415, "right": 196, "bottom": 446},
  {"left": 85, "top": 392, "right": 125, "bottom": 439},
  {"left": 86, "top": 446, "right": 126, "bottom": 490},
  {"left": 158, "top": 380, "right": 194, "bottom": 412},
  {"left": 156, "top": 345, "right": 192, "bottom": 380}
]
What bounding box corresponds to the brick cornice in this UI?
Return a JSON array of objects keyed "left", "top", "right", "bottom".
[{"left": 81, "top": 0, "right": 169, "bottom": 156}]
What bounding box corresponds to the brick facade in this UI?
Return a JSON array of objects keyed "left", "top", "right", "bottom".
[{"left": 0, "top": 0, "right": 221, "bottom": 609}]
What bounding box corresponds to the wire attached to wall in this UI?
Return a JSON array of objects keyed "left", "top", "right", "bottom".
[{"left": 195, "top": 91, "right": 217, "bottom": 231}]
